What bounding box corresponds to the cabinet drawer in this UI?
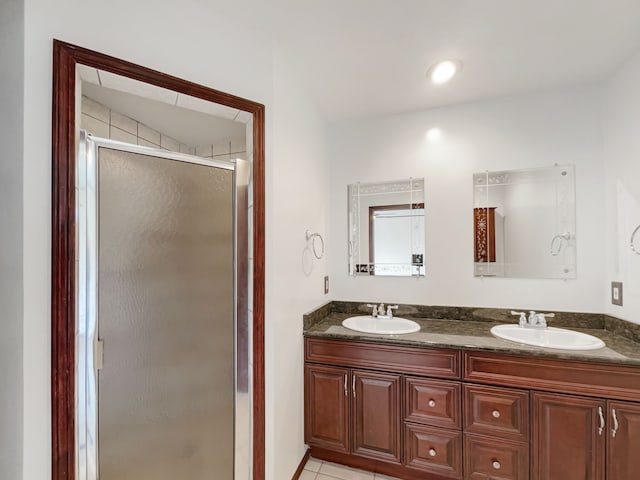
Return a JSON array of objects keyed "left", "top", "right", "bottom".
[
  {"left": 464, "top": 433, "right": 529, "bottom": 480},
  {"left": 306, "top": 338, "right": 460, "bottom": 379},
  {"left": 405, "top": 377, "right": 461, "bottom": 429},
  {"left": 404, "top": 423, "right": 462, "bottom": 479},
  {"left": 463, "top": 384, "right": 529, "bottom": 442},
  {"left": 464, "top": 351, "right": 640, "bottom": 402}
]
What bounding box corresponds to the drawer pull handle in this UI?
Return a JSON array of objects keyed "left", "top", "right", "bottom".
[
  {"left": 428, "top": 399, "right": 436, "bottom": 408},
  {"left": 353, "top": 376, "right": 356, "bottom": 399},
  {"left": 612, "top": 408, "right": 619, "bottom": 438},
  {"left": 428, "top": 448, "right": 437, "bottom": 457},
  {"left": 492, "top": 460, "right": 501, "bottom": 470},
  {"left": 492, "top": 410, "right": 501, "bottom": 418},
  {"left": 598, "top": 406, "right": 605, "bottom": 436},
  {"left": 344, "top": 375, "right": 347, "bottom": 397}
]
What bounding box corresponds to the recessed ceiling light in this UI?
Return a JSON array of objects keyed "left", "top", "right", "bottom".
[
  {"left": 428, "top": 60, "right": 462, "bottom": 85},
  {"left": 426, "top": 128, "right": 442, "bottom": 142}
]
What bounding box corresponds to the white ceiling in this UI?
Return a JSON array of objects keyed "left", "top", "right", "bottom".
[{"left": 209, "top": 0, "right": 640, "bottom": 120}]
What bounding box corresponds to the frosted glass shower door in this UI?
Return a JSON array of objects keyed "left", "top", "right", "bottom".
[{"left": 96, "top": 147, "right": 235, "bottom": 480}]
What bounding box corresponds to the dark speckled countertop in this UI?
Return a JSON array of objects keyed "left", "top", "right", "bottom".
[{"left": 303, "top": 302, "right": 640, "bottom": 367}]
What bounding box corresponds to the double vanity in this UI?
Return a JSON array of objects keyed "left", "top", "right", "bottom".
[{"left": 303, "top": 302, "right": 640, "bottom": 480}]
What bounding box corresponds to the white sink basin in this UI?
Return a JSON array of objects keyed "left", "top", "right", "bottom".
[
  {"left": 342, "top": 315, "right": 421, "bottom": 335},
  {"left": 491, "top": 324, "right": 605, "bottom": 350}
]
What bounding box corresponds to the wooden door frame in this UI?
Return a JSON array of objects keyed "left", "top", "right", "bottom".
[{"left": 51, "top": 40, "right": 265, "bottom": 480}]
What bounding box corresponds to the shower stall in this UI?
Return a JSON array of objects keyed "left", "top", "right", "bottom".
[{"left": 75, "top": 131, "right": 251, "bottom": 479}]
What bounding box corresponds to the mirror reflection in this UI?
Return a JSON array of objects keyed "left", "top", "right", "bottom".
[
  {"left": 76, "top": 66, "right": 254, "bottom": 480},
  {"left": 348, "top": 178, "right": 425, "bottom": 276},
  {"left": 473, "top": 165, "right": 576, "bottom": 279}
]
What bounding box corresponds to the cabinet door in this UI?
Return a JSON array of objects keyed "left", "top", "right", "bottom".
[
  {"left": 352, "top": 370, "right": 401, "bottom": 463},
  {"left": 607, "top": 400, "right": 640, "bottom": 480},
  {"left": 304, "top": 364, "right": 350, "bottom": 453},
  {"left": 532, "top": 392, "right": 605, "bottom": 480}
]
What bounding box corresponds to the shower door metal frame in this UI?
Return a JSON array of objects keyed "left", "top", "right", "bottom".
[
  {"left": 52, "top": 40, "right": 266, "bottom": 480},
  {"left": 75, "top": 133, "right": 248, "bottom": 479}
]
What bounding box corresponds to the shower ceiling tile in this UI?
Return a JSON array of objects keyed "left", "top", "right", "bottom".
[
  {"left": 235, "top": 110, "right": 252, "bottom": 124},
  {"left": 99, "top": 70, "right": 178, "bottom": 105},
  {"left": 110, "top": 126, "right": 137, "bottom": 145},
  {"left": 110, "top": 111, "right": 137, "bottom": 135},
  {"left": 81, "top": 113, "right": 110, "bottom": 138},
  {"left": 212, "top": 140, "right": 231, "bottom": 156},
  {"left": 176, "top": 94, "right": 239, "bottom": 120},
  {"left": 196, "top": 144, "right": 213, "bottom": 157},
  {"left": 138, "top": 123, "right": 161, "bottom": 145},
  {"left": 161, "top": 135, "right": 181, "bottom": 152},
  {"left": 230, "top": 136, "right": 245, "bottom": 154},
  {"left": 82, "top": 96, "right": 110, "bottom": 123},
  {"left": 77, "top": 64, "right": 100, "bottom": 85},
  {"left": 138, "top": 138, "right": 160, "bottom": 148}
]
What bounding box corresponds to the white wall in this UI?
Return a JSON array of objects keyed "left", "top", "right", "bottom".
[
  {"left": 268, "top": 47, "right": 330, "bottom": 480},
  {"left": 0, "top": 0, "right": 24, "bottom": 478},
  {"left": 328, "top": 86, "right": 605, "bottom": 313},
  {"left": 603, "top": 48, "right": 640, "bottom": 323},
  {"left": 22, "top": 1, "right": 328, "bottom": 479}
]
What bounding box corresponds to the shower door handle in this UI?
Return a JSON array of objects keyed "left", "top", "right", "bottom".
[{"left": 95, "top": 338, "right": 104, "bottom": 371}]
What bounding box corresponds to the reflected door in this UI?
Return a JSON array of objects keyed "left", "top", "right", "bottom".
[{"left": 96, "top": 146, "right": 234, "bottom": 479}]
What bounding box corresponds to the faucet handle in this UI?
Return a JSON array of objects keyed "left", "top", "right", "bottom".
[
  {"left": 511, "top": 311, "right": 527, "bottom": 327},
  {"left": 366, "top": 303, "right": 378, "bottom": 317},
  {"left": 386, "top": 305, "right": 399, "bottom": 317},
  {"left": 536, "top": 312, "right": 555, "bottom": 326}
]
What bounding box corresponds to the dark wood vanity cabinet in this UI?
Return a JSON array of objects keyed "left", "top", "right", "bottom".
[
  {"left": 607, "top": 401, "right": 640, "bottom": 480},
  {"left": 304, "top": 338, "right": 640, "bottom": 480},
  {"left": 304, "top": 364, "right": 350, "bottom": 453},
  {"left": 304, "top": 364, "right": 403, "bottom": 464},
  {"left": 532, "top": 392, "right": 605, "bottom": 480},
  {"left": 352, "top": 370, "right": 402, "bottom": 463},
  {"left": 404, "top": 377, "right": 463, "bottom": 478},
  {"left": 531, "top": 394, "right": 640, "bottom": 480},
  {"left": 463, "top": 384, "right": 530, "bottom": 480}
]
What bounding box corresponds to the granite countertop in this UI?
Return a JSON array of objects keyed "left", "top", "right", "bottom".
[{"left": 304, "top": 309, "right": 640, "bottom": 367}]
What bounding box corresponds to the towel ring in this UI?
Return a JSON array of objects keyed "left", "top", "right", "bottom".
[
  {"left": 632, "top": 225, "right": 640, "bottom": 255},
  {"left": 305, "top": 230, "right": 325, "bottom": 259},
  {"left": 550, "top": 232, "right": 572, "bottom": 256}
]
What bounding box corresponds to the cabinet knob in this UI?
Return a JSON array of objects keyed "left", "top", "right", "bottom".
[
  {"left": 428, "top": 448, "right": 437, "bottom": 457},
  {"left": 492, "top": 460, "right": 501, "bottom": 470},
  {"left": 492, "top": 409, "right": 501, "bottom": 418},
  {"left": 428, "top": 399, "right": 436, "bottom": 408}
]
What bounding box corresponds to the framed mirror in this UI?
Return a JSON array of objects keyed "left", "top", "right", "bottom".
[
  {"left": 473, "top": 165, "right": 576, "bottom": 279},
  {"left": 51, "top": 41, "right": 265, "bottom": 480},
  {"left": 348, "top": 178, "right": 425, "bottom": 276}
]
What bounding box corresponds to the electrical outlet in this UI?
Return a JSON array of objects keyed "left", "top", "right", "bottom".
[
  {"left": 324, "top": 275, "right": 329, "bottom": 295},
  {"left": 611, "top": 281, "right": 623, "bottom": 306}
]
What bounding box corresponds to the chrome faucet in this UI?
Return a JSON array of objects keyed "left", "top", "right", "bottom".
[
  {"left": 511, "top": 310, "right": 555, "bottom": 329},
  {"left": 366, "top": 303, "right": 399, "bottom": 319}
]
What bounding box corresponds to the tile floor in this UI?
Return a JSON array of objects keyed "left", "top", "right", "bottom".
[{"left": 300, "top": 457, "right": 401, "bottom": 480}]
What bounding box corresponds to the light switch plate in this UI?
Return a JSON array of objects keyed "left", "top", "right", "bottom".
[{"left": 611, "top": 281, "right": 623, "bottom": 306}]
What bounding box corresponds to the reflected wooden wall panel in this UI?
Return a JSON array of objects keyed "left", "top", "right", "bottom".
[{"left": 474, "top": 207, "right": 496, "bottom": 263}]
